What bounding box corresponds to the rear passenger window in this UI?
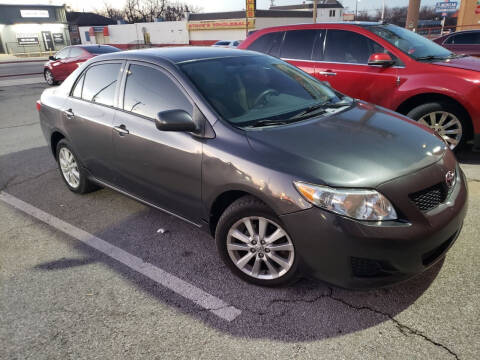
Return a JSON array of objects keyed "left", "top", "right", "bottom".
[
  {"left": 247, "top": 32, "right": 284, "bottom": 57},
  {"left": 69, "top": 47, "right": 83, "bottom": 58},
  {"left": 123, "top": 64, "right": 192, "bottom": 119},
  {"left": 81, "top": 63, "right": 121, "bottom": 106},
  {"left": 280, "top": 30, "right": 318, "bottom": 60}
]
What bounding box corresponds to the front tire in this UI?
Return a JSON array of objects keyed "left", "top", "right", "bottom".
[
  {"left": 407, "top": 101, "right": 470, "bottom": 150},
  {"left": 56, "top": 139, "right": 97, "bottom": 194},
  {"left": 44, "top": 69, "right": 58, "bottom": 86},
  {"left": 215, "top": 196, "right": 299, "bottom": 287}
]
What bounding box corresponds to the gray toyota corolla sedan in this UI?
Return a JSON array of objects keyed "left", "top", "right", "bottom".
[{"left": 37, "top": 47, "right": 467, "bottom": 288}]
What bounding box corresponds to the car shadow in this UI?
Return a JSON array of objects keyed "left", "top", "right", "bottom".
[
  {"left": 1, "top": 146, "right": 445, "bottom": 342},
  {"left": 456, "top": 144, "right": 480, "bottom": 165}
]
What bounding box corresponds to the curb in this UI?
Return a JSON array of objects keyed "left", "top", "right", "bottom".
[
  {"left": 0, "top": 72, "right": 43, "bottom": 78},
  {"left": 0, "top": 59, "right": 47, "bottom": 65}
]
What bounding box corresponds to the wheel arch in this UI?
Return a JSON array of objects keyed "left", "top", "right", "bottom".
[
  {"left": 50, "top": 131, "right": 66, "bottom": 159},
  {"left": 208, "top": 190, "right": 269, "bottom": 236},
  {"left": 395, "top": 92, "right": 473, "bottom": 139}
]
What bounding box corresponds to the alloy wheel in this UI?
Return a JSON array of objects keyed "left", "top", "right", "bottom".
[
  {"left": 417, "top": 111, "right": 462, "bottom": 150},
  {"left": 59, "top": 147, "right": 80, "bottom": 189},
  {"left": 226, "top": 216, "right": 295, "bottom": 280},
  {"left": 45, "top": 70, "right": 54, "bottom": 85}
]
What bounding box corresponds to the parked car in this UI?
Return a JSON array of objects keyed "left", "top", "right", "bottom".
[
  {"left": 211, "top": 40, "right": 242, "bottom": 48},
  {"left": 44, "top": 45, "right": 121, "bottom": 86},
  {"left": 238, "top": 22, "right": 480, "bottom": 151},
  {"left": 434, "top": 30, "right": 480, "bottom": 57},
  {"left": 37, "top": 47, "right": 467, "bottom": 288}
]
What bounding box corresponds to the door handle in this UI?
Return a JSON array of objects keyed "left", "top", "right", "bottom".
[
  {"left": 64, "top": 109, "right": 74, "bottom": 119},
  {"left": 319, "top": 71, "right": 337, "bottom": 76},
  {"left": 113, "top": 125, "right": 129, "bottom": 136}
]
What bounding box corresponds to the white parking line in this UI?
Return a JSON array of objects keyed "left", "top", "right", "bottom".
[{"left": 0, "top": 191, "right": 242, "bottom": 322}]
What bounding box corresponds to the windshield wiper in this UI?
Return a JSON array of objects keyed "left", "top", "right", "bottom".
[
  {"left": 244, "top": 119, "right": 292, "bottom": 128},
  {"left": 289, "top": 100, "right": 352, "bottom": 121},
  {"left": 416, "top": 55, "right": 449, "bottom": 61}
]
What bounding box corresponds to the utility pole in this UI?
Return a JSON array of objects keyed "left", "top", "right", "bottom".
[
  {"left": 381, "top": 0, "right": 385, "bottom": 22},
  {"left": 313, "top": 0, "right": 317, "bottom": 23},
  {"left": 405, "top": 0, "right": 421, "bottom": 31},
  {"left": 355, "top": 0, "right": 358, "bottom": 20}
]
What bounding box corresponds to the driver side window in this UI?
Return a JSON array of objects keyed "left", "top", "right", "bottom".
[
  {"left": 123, "top": 64, "right": 193, "bottom": 120},
  {"left": 55, "top": 47, "right": 70, "bottom": 59},
  {"left": 324, "top": 30, "right": 388, "bottom": 64}
]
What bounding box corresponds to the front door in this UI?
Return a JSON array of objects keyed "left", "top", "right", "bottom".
[
  {"left": 112, "top": 62, "right": 203, "bottom": 223},
  {"left": 41, "top": 31, "right": 55, "bottom": 51},
  {"left": 64, "top": 61, "right": 123, "bottom": 183},
  {"left": 314, "top": 29, "right": 400, "bottom": 109}
]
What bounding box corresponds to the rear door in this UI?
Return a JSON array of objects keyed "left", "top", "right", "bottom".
[
  {"left": 279, "top": 29, "right": 324, "bottom": 77},
  {"left": 64, "top": 61, "right": 123, "bottom": 182},
  {"left": 314, "top": 29, "right": 400, "bottom": 108},
  {"left": 112, "top": 62, "right": 203, "bottom": 223}
]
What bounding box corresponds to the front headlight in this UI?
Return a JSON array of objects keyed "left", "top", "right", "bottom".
[{"left": 294, "top": 181, "right": 397, "bottom": 221}]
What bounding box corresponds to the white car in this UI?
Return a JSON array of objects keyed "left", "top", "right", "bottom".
[{"left": 211, "top": 40, "right": 242, "bottom": 48}]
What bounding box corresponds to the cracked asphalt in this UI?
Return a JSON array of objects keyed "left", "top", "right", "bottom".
[{"left": 1, "top": 84, "right": 479, "bottom": 359}]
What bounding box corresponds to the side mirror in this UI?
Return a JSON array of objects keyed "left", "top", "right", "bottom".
[
  {"left": 49, "top": 55, "right": 56, "bottom": 61},
  {"left": 155, "top": 109, "right": 197, "bottom": 132},
  {"left": 368, "top": 53, "right": 395, "bottom": 67}
]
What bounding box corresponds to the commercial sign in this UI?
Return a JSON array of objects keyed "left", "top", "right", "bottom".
[
  {"left": 188, "top": 19, "right": 255, "bottom": 30},
  {"left": 435, "top": 1, "right": 457, "bottom": 13},
  {"left": 53, "top": 33, "right": 64, "bottom": 44},
  {"left": 16, "top": 34, "right": 39, "bottom": 45},
  {"left": 20, "top": 9, "right": 49, "bottom": 18},
  {"left": 476, "top": 0, "right": 480, "bottom": 15},
  {"left": 246, "top": 0, "right": 255, "bottom": 19}
]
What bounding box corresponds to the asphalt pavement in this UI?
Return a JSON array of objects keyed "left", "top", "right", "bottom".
[
  {"left": 0, "top": 83, "right": 479, "bottom": 359},
  {"left": 0, "top": 61, "right": 44, "bottom": 77}
]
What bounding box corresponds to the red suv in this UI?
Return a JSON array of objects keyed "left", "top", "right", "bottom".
[
  {"left": 238, "top": 23, "right": 480, "bottom": 151},
  {"left": 44, "top": 45, "right": 120, "bottom": 86}
]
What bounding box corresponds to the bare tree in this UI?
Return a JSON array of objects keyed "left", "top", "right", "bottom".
[{"left": 98, "top": 0, "right": 201, "bottom": 23}]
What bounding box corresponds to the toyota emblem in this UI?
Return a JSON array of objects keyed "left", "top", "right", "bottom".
[{"left": 445, "top": 170, "right": 456, "bottom": 188}]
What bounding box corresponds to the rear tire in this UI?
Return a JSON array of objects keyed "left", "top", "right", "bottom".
[
  {"left": 56, "top": 139, "right": 98, "bottom": 194},
  {"left": 44, "top": 69, "right": 58, "bottom": 86},
  {"left": 215, "top": 196, "right": 300, "bottom": 287},
  {"left": 407, "top": 101, "right": 470, "bottom": 151}
]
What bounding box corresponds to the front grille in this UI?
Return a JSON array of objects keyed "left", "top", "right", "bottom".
[
  {"left": 409, "top": 183, "right": 447, "bottom": 212},
  {"left": 351, "top": 257, "right": 397, "bottom": 278}
]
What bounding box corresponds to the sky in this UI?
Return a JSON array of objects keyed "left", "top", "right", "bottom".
[{"left": 2, "top": 0, "right": 446, "bottom": 14}]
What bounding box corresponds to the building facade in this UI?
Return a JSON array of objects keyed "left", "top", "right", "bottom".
[
  {"left": 67, "top": 12, "right": 116, "bottom": 45},
  {"left": 269, "top": 0, "right": 344, "bottom": 23},
  {"left": 0, "top": 4, "right": 70, "bottom": 55},
  {"left": 457, "top": 0, "right": 480, "bottom": 31}
]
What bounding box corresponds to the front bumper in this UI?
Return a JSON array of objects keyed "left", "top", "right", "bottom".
[{"left": 280, "top": 164, "right": 468, "bottom": 289}]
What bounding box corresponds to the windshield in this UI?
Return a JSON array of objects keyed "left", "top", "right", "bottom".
[
  {"left": 179, "top": 55, "right": 347, "bottom": 127},
  {"left": 367, "top": 24, "right": 453, "bottom": 60}
]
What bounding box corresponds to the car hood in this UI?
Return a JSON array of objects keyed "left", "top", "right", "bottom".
[
  {"left": 246, "top": 102, "right": 447, "bottom": 188},
  {"left": 432, "top": 56, "right": 480, "bottom": 72}
]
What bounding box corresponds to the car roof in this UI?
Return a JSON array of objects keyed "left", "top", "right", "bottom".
[
  {"left": 79, "top": 44, "right": 117, "bottom": 49},
  {"left": 448, "top": 29, "right": 480, "bottom": 34},
  {"left": 252, "top": 21, "right": 383, "bottom": 32},
  {"left": 91, "top": 46, "right": 259, "bottom": 65}
]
